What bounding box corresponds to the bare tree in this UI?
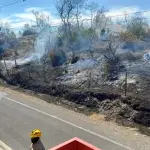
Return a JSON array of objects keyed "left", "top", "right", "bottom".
[
  {"left": 0, "top": 22, "right": 12, "bottom": 43},
  {"left": 85, "top": 1, "right": 99, "bottom": 27},
  {"left": 55, "top": 0, "right": 75, "bottom": 36},
  {"left": 103, "top": 31, "right": 132, "bottom": 80},
  {"left": 55, "top": 0, "right": 82, "bottom": 63},
  {"left": 1, "top": 53, "right": 9, "bottom": 76},
  {"left": 73, "top": 0, "right": 85, "bottom": 30},
  {"left": 0, "top": 23, "right": 13, "bottom": 76},
  {"left": 32, "top": 10, "right": 50, "bottom": 32},
  {"left": 93, "top": 8, "right": 110, "bottom": 32}
]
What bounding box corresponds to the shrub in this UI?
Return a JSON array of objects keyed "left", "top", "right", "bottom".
[
  {"left": 50, "top": 49, "right": 67, "bottom": 67},
  {"left": 120, "top": 32, "right": 136, "bottom": 42},
  {"left": 103, "top": 56, "right": 121, "bottom": 81},
  {"left": 22, "top": 30, "right": 36, "bottom": 36}
]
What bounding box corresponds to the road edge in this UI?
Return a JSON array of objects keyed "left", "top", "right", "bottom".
[
  {"left": 0, "top": 141, "right": 13, "bottom": 150},
  {"left": 5, "top": 96, "right": 134, "bottom": 150}
]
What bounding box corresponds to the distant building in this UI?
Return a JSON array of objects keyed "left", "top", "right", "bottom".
[{"left": 96, "top": 23, "right": 125, "bottom": 41}]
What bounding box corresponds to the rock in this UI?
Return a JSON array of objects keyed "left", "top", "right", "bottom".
[
  {"left": 117, "top": 106, "right": 136, "bottom": 121},
  {"left": 77, "top": 106, "right": 85, "bottom": 111},
  {"left": 86, "top": 97, "right": 99, "bottom": 108},
  {"left": 64, "top": 92, "right": 87, "bottom": 104},
  {"left": 93, "top": 92, "right": 120, "bottom": 101},
  {"left": 98, "top": 99, "right": 112, "bottom": 112},
  {"left": 133, "top": 112, "right": 150, "bottom": 127},
  {"left": 134, "top": 133, "right": 139, "bottom": 136}
]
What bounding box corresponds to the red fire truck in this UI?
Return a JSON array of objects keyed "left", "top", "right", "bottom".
[{"left": 49, "top": 137, "right": 101, "bottom": 150}]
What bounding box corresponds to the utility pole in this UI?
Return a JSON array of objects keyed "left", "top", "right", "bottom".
[{"left": 124, "top": 70, "right": 128, "bottom": 96}]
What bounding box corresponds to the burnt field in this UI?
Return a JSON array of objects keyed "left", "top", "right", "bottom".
[{"left": 0, "top": 60, "right": 150, "bottom": 135}]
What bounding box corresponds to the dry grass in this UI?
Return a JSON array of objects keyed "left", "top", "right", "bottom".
[{"left": 89, "top": 113, "right": 105, "bottom": 121}]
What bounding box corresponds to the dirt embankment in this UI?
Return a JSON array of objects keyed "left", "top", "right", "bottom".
[{"left": 0, "top": 72, "right": 150, "bottom": 134}]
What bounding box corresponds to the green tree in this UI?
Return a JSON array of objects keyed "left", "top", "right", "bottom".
[
  {"left": 22, "top": 24, "right": 36, "bottom": 36},
  {"left": 125, "top": 13, "right": 148, "bottom": 39}
]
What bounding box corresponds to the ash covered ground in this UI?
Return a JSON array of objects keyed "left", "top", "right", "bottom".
[{"left": 1, "top": 32, "right": 150, "bottom": 135}]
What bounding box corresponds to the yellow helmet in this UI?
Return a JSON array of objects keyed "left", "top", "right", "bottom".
[{"left": 30, "top": 129, "right": 42, "bottom": 138}]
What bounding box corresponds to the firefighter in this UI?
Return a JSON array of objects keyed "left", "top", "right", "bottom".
[{"left": 30, "top": 129, "right": 45, "bottom": 150}]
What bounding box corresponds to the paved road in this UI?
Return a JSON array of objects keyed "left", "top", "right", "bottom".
[{"left": 0, "top": 91, "right": 133, "bottom": 150}]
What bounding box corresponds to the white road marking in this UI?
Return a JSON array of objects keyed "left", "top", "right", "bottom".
[
  {"left": 4, "top": 97, "right": 134, "bottom": 150},
  {"left": 0, "top": 141, "right": 12, "bottom": 150}
]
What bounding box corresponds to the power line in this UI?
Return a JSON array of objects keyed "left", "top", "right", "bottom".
[
  {"left": 0, "top": 0, "right": 26, "bottom": 9},
  {"left": 0, "top": 0, "right": 149, "bottom": 18},
  {"left": 106, "top": 10, "right": 150, "bottom": 18},
  {"left": 0, "top": 0, "right": 17, "bottom": 5}
]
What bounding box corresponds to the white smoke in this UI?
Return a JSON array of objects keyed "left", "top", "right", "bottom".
[
  {"left": 1, "top": 27, "right": 57, "bottom": 68},
  {"left": 33, "top": 28, "right": 53, "bottom": 59}
]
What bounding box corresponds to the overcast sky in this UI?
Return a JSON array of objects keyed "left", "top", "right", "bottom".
[{"left": 0, "top": 0, "right": 150, "bottom": 29}]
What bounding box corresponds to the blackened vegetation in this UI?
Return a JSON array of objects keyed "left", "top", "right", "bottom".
[
  {"left": 121, "top": 97, "right": 150, "bottom": 126},
  {"left": 1, "top": 72, "right": 150, "bottom": 129}
]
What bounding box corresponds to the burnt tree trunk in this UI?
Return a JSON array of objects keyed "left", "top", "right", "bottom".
[{"left": 3, "top": 59, "right": 9, "bottom": 76}]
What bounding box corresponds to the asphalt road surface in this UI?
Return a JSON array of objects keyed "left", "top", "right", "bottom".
[{"left": 0, "top": 90, "right": 134, "bottom": 150}]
